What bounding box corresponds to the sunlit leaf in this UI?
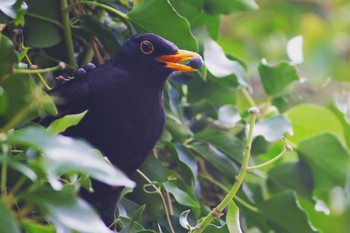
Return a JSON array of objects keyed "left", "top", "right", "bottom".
[
  {"left": 285, "top": 104, "right": 344, "bottom": 145},
  {"left": 287, "top": 35, "right": 303, "bottom": 64},
  {"left": 218, "top": 105, "right": 241, "bottom": 127},
  {"left": 298, "top": 133, "right": 350, "bottom": 192},
  {"left": 47, "top": 110, "right": 88, "bottom": 134},
  {"left": 7, "top": 127, "right": 135, "bottom": 189},
  {"left": 204, "top": 0, "right": 258, "bottom": 15},
  {"left": 253, "top": 115, "right": 292, "bottom": 142},
  {"left": 226, "top": 201, "right": 243, "bottom": 233},
  {"left": 22, "top": 186, "right": 113, "bottom": 233}
]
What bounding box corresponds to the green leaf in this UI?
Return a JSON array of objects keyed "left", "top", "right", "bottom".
[
  {"left": 179, "top": 209, "right": 193, "bottom": 230},
  {"left": 162, "top": 181, "right": 199, "bottom": 208},
  {"left": 204, "top": 0, "right": 258, "bottom": 15},
  {"left": 23, "top": 0, "right": 62, "bottom": 47},
  {"left": 21, "top": 222, "right": 55, "bottom": 233},
  {"left": 285, "top": 104, "right": 344, "bottom": 145},
  {"left": 188, "top": 142, "right": 239, "bottom": 179},
  {"left": 165, "top": 114, "right": 193, "bottom": 141},
  {"left": 127, "top": 0, "right": 198, "bottom": 51},
  {"left": 193, "top": 129, "right": 244, "bottom": 162},
  {"left": 0, "top": 74, "right": 57, "bottom": 128},
  {"left": 22, "top": 186, "right": 113, "bottom": 233},
  {"left": 7, "top": 127, "right": 135, "bottom": 189},
  {"left": 0, "top": 156, "right": 37, "bottom": 181},
  {"left": 0, "top": 199, "right": 21, "bottom": 233},
  {"left": 258, "top": 192, "right": 319, "bottom": 233},
  {"left": 297, "top": 133, "right": 350, "bottom": 192},
  {"left": 258, "top": 60, "right": 299, "bottom": 97},
  {"left": 203, "top": 35, "right": 248, "bottom": 87},
  {"left": 0, "top": 34, "right": 15, "bottom": 77},
  {"left": 267, "top": 162, "right": 313, "bottom": 199},
  {"left": 47, "top": 110, "right": 88, "bottom": 134},
  {"left": 226, "top": 201, "right": 243, "bottom": 233},
  {"left": 203, "top": 224, "right": 229, "bottom": 233},
  {"left": 253, "top": 115, "right": 292, "bottom": 142}
]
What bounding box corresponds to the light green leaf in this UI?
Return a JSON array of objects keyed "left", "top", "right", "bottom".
[
  {"left": 0, "top": 199, "right": 21, "bottom": 233},
  {"left": 218, "top": 105, "right": 241, "bottom": 127},
  {"left": 7, "top": 127, "right": 135, "bottom": 189},
  {"left": 226, "top": 201, "right": 243, "bottom": 233},
  {"left": 298, "top": 133, "right": 350, "bottom": 192},
  {"left": 127, "top": 0, "right": 198, "bottom": 51},
  {"left": 285, "top": 104, "right": 344, "bottom": 145},
  {"left": 258, "top": 60, "right": 299, "bottom": 97},
  {"left": 204, "top": 0, "right": 258, "bottom": 15},
  {"left": 47, "top": 110, "right": 88, "bottom": 134}
]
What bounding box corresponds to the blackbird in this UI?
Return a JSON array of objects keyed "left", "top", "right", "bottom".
[{"left": 40, "top": 33, "right": 202, "bottom": 228}]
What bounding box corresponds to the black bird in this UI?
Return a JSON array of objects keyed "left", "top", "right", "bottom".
[{"left": 40, "top": 33, "right": 202, "bottom": 228}]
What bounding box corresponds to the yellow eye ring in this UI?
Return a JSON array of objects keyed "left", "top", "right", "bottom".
[{"left": 140, "top": 40, "right": 154, "bottom": 54}]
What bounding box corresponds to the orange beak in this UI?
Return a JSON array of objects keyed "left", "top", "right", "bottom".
[{"left": 155, "top": 49, "right": 202, "bottom": 72}]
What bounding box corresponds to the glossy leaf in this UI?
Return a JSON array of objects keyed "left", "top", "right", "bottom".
[
  {"left": 188, "top": 142, "right": 239, "bottom": 179},
  {"left": 258, "top": 60, "right": 299, "bottom": 97},
  {"left": 22, "top": 186, "right": 113, "bottom": 233},
  {"left": 47, "top": 110, "right": 88, "bottom": 134},
  {"left": 285, "top": 104, "right": 344, "bottom": 145},
  {"left": 218, "top": 105, "right": 241, "bottom": 127},
  {"left": 21, "top": 222, "right": 55, "bottom": 233},
  {"left": 0, "top": 199, "right": 21, "bottom": 233},
  {"left": 297, "top": 133, "right": 350, "bottom": 192},
  {"left": 253, "top": 115, "right": 292, "bottom": 142},
  {"left": 204, "top": 35, "right": 248, "bottom": 87},
  {"left": 162, "top": 181, "right": 199, "bottom": 208},
  {"left": 7, "top": 127, "right": 135, "bottom": 189},
  {"left": 193, "top": 129, "right": 244, "bottom": 162},
  {"left": 267, "top": 162, "right": 313, "bottom": 199},
  {"left": 127, "top": 0, "right": 198, "bottom": 51},
  {"left": 258, "top": 192, "right": 319, "bottom": 233},
  {"left": 0, "top": 0, "right": 16, "bottom": 18},
  {"left": 226, "top": 201, "right": 243, "bottom": 233}
]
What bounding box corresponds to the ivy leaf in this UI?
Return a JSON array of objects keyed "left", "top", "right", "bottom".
[
  {"left": 298, "top": 133, "right": 350, "bottom": 192},
  {"left": 162, "top": 181, "right": 199, "bottom": 208},
  {"left": 253, "top": 115, "right": 292, "bottom": 142},
  {"left": 22, "top": 186, "right": 113, "bottom": 233},
  {"left": 47, "top": 110, "right": 88, "bottom": 134},
  {"left": 7, "top": 127, "right": 135, "bottom": 189},
  {"left": 258, "top": 60, "right": 299, "bottom": 97},
  {"left": 127, "top": 0, "right": 198, "bottom": 51},
  {"left": 258, "top": 192, "right": 320, "bottom": 233},
  {"left": 0, "top": 34, "right": 16, "bottom": 77}
]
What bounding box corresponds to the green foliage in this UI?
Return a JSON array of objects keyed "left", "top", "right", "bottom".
[{"left": 0, "top": 0, "right": 349, "bottom": 233}]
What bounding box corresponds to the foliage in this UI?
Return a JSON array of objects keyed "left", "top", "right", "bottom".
[{"left": 0, "top": 0, "right": 350, "bottom": 232}]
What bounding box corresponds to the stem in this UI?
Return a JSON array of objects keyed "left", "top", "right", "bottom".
[
  {"left": 25, "top": 12, "right": 63, "bottom": 28},
  {"left": 1, "top": 157, "right": 8, "bottom": 196},
  {"left": 241, "top": 88, "right": 256, "bottom": 107},
  {"left": 198, "top": 173, "right": 259, "bottom": 213},
  {"left": 13, "top": 64, "right": 63, "bottom": 74},
  {"left": 60, "top": 0, "right": 77, "bottom": 67},
  {"left": 137, "top": 170, "right": 175, "bottom": 233},
  {"left": 193, "top": 107, "right": 259, "bottom": 233},
  {"left": 24, "top": 51, "right": 52, "bottom": 91},
  {"left": 247, "top": 137, "right": 293, "bottom": 172}
]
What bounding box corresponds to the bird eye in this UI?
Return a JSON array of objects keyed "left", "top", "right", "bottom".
[{"left": 140, "top": 40, "right": 154, "bottom": 54}]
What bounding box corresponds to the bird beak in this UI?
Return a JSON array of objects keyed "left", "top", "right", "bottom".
[{"left": 155, "top": 49, "right": 202, "bottom": 72}]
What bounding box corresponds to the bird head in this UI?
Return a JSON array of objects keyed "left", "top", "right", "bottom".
[{"left": 115, "top": 33, "right": 202, "bottom": 74}]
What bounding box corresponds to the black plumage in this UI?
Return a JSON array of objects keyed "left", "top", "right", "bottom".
[{"left": 40, "top": 33, "right": 202, "bottom": 227}]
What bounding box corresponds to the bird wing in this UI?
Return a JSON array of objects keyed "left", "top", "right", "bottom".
[{"left": 38, "top": 74, "right": 92, "bottom": 127}]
